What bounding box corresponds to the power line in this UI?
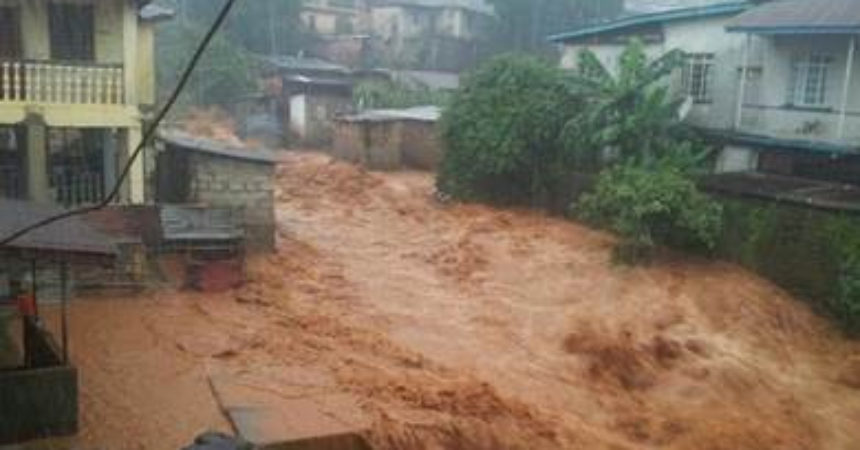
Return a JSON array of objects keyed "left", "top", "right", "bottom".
[{"left": 0, "top": 0, "right": 240, "bottom": 248}]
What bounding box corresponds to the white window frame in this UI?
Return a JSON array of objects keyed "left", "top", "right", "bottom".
[
  {"left": 681, "top": 53, "right": 715, "bottom": 104},
  {"left": 787, "top": 52, "right": 833, "bottom": 108}
]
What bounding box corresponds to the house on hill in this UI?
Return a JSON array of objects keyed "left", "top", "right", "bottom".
[
  {"left": 550, "top": 0, "right": 860, "bottom": 186},
  {"left": 0, "top": 0, "right": 172, "bottom": 207}
]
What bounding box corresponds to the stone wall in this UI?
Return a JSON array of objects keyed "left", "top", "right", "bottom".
[{"left": 188, "top": 153, "right": 276, "bottom": 252}]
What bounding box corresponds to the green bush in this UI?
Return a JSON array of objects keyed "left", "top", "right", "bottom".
[
  {"left": 575, "top": 159, "right": 722, "bottom": 263},
  {"left": 437, "top": 54, "right": 583, "bottom": 206},
  {"left": 834, "top": 255, "right": 860, "bottom": 335}
]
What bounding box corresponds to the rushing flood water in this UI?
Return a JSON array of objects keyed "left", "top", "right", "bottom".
[{"left": 64, "top": 152, "right": 860, "bottom": 449}]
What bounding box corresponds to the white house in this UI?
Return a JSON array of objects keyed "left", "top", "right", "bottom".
[{"left": 550, "top": 0, "right": 860, "bottom": 184}]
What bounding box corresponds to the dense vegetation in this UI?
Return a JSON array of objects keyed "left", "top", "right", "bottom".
[
  {"left": 353, "top": 80, "right": 450, "bottom": 110},
  {"left": 437, "top": 55, "right": 583, "bottom": 207},
  {"left": 577, "top": 157, "right": 723, "bottom": 263},
  {"left": 438, "top": 42, "right": 722, "bottom": 260},
  {"left": 154, "top": 0, "right": 313, "bottom": 108}
]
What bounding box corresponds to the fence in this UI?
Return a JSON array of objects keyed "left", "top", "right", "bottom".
[{"left": 51, "top": 171, "right": 104, "bottom": 207}]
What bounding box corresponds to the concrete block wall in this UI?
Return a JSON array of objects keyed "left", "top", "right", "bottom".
[
  {"left": 332, "top": 120, "right": 442, "bottom": 171},
  {"left": 188, "top": 153, "right": 276, "bottom": 251}
]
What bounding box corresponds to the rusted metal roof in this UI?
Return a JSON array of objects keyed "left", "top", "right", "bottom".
[
  {"left": 0, "top": 200, "right": 116, "bottom": 257},
  {"left": 727, "top": 0, "right": 860, "bottom": 34},
  {"left": 158, "top": 130, "right": 279, "bottom": 165}
]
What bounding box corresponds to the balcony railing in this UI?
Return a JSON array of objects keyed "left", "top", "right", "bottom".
[
  {"left": 739, "top": 104, "right": 860, "bottom": 146},
  {"left": 0, "top": 60, "right": 125, "bottom": 106},
  {"left": 51, "top": 171, "right": 104, "bottom": 207}
]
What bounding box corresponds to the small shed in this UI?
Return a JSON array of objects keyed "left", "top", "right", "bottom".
[
  {"left": 155, "top": 130, "right": 278, "bottom": 252},
  {"left": 0, "top": 200, "right": 116, "bottom": 444},
  {"left": 333, "top": 106, "right": 442, "bottom": 171},
  {"left": 285, "top": 75, "right": 354, "bottom": 147}
]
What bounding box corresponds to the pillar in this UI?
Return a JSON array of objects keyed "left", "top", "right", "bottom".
[
  {"left": 837, "top": 35, "right": 856, "bottom": 140},
  {"left": 126, "top": 126, "right": 144, "bottom": 204},
  {"left": 122, "top": 2, "right": 138, "bottom": 105},
  {"left": 24, "top": 114, "right": 49, "bottom": 204}
]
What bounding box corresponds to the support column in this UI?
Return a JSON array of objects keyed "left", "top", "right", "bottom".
[
  {"left": 127, "top": 126, "right": 144, "bottom": 204},
  {"left": 24, "top": 114, "right": 49, "bottom": 204},
  {"left": 122, "top": 2, "right": 138, "bottom": 106},
  {"left": 734, "top": 33, "right": 752, "bottom": 130},
  {"left": 837, "top": 35, "right": 856, "bottom": 140}
]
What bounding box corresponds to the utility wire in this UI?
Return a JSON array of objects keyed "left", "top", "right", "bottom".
[{"left": 0, "top": 0, "right": 239, "bottom": 248}]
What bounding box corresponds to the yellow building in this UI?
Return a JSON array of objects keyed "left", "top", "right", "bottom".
[{"left": 0, "top": 0, "right": 171, "bottom": 206}]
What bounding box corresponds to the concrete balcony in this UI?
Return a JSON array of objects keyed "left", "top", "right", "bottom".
[{"left": 0, "top": 60, "right": 125, "bottom": 106}]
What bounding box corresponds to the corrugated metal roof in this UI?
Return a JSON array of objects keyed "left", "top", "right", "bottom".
[
  {"left": 726, "top": 0, "right": 860, "bottom": 34},
  {"left": 548, "top": 1, "right": 750, "bottom": 42},
  {"left": 158, "top": 130, "right": 279, "bottom": 165},
  {"left": 263, "top": 56, "right": 350, "bottom": 74},
  {"left": 339, "top": 106, "right": 441, "bottom": 123},
  {"left": 0, "top": 200, "right": 116, "bottom": 257}
]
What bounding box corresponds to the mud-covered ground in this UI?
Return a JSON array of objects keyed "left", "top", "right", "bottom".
[{"left": 67, "top": 152, "right": 860, "bottom": 449}]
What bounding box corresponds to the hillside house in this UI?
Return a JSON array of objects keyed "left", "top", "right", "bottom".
[
  {"left": 369, "top": 0, "right": 495, "bottom": 71},
  {"left": 550, "top": 0, "right": 860, "bottom": 185},
  {"left": 0, "top": 0, "right": 171, "bottom": 207},
  {"left": 302, "top": 0, "right": 369, "bottom": 36}
]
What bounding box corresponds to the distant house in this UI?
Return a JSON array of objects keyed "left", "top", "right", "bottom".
[
  {"left": 155, "top": 131, "right": 278, "bottom": 252},
  {"left": 333, "top": 105, "right": 442, "bottom": 170},
  {"left": 549, "top": 0, "right": 860, "bottom": 185},
  {"left": 368, "top": 0, "right": 495, "bottom": 71},
  {"left": 0, "top": 0, "right": 173, "bottom": 207},
  {"left": 302, "top": 0, "right": 369, "bottom": 36},
  {"left": 261, "top": 56, "right": 359, "bottom": 147}
]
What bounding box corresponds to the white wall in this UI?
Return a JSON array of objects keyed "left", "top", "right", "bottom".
[{"left": 290, "top": 94, "right": 308, "bottom": 139}]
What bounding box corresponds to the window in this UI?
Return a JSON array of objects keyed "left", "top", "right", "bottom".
[
  {"left": 49, "top": 3, "right": 95, "bottom": 61},
  {"left": 335, "top": 15, "right": 354, "bottom": 34},
  {"left": 681, "top": 53, "right": 715, "bottom": 104},
  {"left": 787, "top": 53, "right": 832, "bottom": 107},
  {"left": 0, "top": 6, "right": 21, "bottom": 59}
]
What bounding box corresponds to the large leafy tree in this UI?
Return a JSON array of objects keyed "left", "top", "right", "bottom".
[
  {"left": 437, "top": 54, "right": 583, "bottom": 206},
  {"left": 563, "top": 40, "right": 693, "bottom": 169}
]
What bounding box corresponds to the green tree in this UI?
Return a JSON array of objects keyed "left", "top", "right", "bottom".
[
  {"left": 575, "top": 153, "right": 723, "bottom": 263},
  {"left": 156, "top": 20, "right": 259, "bottom": 108},
  {"left": 563, "top": 39, "right": 690, "bottom": 169},
  {"left": 437, "top": 54, "right": 583, "bottom": 206}
]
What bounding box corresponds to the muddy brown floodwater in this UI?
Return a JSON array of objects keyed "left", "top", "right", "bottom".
[{"left": 65, "top": 152, "right": 860, "bottom": 449}]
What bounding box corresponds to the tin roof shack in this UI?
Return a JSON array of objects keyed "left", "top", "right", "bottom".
[
  {"left": 261, "top": 56, "right": 358, "bottom": 147},
  {"left": 0, "top": 200, "right": 115, "bottom": 444},
  {"left": 155, "top": 131, "right": 278, "bottom": 252},
  {"left": 285, "top": 75, "right": 354, "bottom": 147},
  {"left": 333, "top": 106, "right": 442, "bottom": 171}
]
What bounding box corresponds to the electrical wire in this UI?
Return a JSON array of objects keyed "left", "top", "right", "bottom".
[{"left": 0, "top": 0, "right": 239, "bottom": 248}]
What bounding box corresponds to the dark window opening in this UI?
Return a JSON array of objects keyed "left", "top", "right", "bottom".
[
  {"left": 0, "top": 6, "right": 22, "bottom": 59},
  {"left": 49, "top": 3, "right": 95, "bottom": 61},
  {"left": 48, "top": 128, "right": 105, "bottom": 206},
  {"left": 0, "top": 126, "right": 25, "bottom": 199}
]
